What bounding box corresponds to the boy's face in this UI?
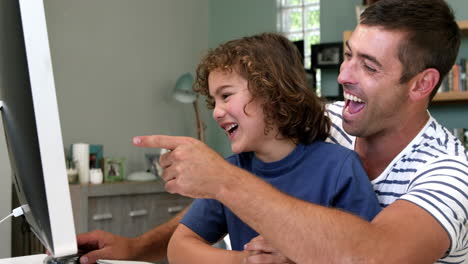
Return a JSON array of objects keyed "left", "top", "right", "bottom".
[
  {"left": 208, "top": 69, "right": 269, "bottom": 154},
  {"left": 338, "top": 25, "right": 412, "bottom": 138}
]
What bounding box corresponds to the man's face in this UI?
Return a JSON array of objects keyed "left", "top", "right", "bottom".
[{"left": 338, "top": 25, "right": 411, "bottom": 138}]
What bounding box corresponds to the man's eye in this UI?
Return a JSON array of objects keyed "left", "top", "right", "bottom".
[
  {"left": 364, "top": 64, "right": 376, "bottom": 73},
  {"left": 344, "top": 52, "right": 352, "bottom": 59}
]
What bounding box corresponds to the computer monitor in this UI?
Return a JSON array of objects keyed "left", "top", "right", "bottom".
[{"left": 0, "top": 0, "right": 78, "bottom": 262}]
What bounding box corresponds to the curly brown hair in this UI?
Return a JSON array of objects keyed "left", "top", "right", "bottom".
[{"left": 194, "top": 33, "right": 330, "bottom": 145}]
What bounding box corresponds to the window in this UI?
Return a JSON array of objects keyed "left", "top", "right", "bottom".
[
  {"left": 278, "top": 0, "right": 321, "bottom": 94},
  {"left": 277, "top": 0, "right": 320, "bottom": 69}
]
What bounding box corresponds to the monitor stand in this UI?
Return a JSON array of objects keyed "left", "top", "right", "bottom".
[{"left": 42, "top": 254, "right": 80, "bottom": 264}]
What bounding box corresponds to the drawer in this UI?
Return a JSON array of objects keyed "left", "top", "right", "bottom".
[
  {"left": 87, "top": 195, "right": 125, "bottom": 235},
  {"left": 87, "top": 193, "right": 192, "bottom": 238},
  {"left": 121, "top": 193, "right": 192, "bottom": 237}
]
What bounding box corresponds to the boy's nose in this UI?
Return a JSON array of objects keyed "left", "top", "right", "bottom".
[{"left": 212, "top": 104, "right": 225, "bottom": 121}]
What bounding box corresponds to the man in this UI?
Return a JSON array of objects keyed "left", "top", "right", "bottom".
[{"left": 78, "top": 0, "right": 467, "bottom": 263}]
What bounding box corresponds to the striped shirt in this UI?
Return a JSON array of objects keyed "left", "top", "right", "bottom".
[{"left": 326, "top": 101, "right": 468, "bottom": 264}]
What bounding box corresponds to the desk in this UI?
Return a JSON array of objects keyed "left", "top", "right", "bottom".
[
  {"left": 0, "top": 254, "right": 46, "bottom": 264},
  {"left": 0, "top": 255, "right": 153, "bottom": 264}
]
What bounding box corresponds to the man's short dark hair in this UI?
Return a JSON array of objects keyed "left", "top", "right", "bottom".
[{"left": 361, "top": 0, "right": 461, "bottom": 101}]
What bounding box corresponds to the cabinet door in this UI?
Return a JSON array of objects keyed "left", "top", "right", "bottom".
[
  {"left": 121, "top": 194, "right": 152, "bottom": 237},
  {"left": 121, "top": 193, "right": 192, "bottom": 238},
  {"left": 146, "top": 193, "right": 192, "bottom": 226},
  {"left": 87, "top": 195, "right": 125, "bottom": 234}
]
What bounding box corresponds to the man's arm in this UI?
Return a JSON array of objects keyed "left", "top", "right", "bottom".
[
  {"left": 232, "top": 174, "right": 450, "bottom": 263},
  {"left": 168, "top": 224, "right": 246, "bottom": 264},
  {"left": 134, "top": 135, "right": 451, "bottom": 264},
  {"left": 77, "top": 207, "right": 187, "bottom": 264}
]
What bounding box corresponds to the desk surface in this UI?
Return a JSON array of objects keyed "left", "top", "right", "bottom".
[
  {"left": 0, "top": 255, "right": 154, "bottom": 264},
  {"left": 0, "top": 254, "right": 46, "bottom": 264}
]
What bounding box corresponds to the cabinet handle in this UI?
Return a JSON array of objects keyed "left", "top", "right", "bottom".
[
  {"left": 129, "top": 209, "right": 148, "bottom": 217},
  {"left": 92, "top": 213, "right": 113, "bottom": 221},
  {"left": 167, "top": 205, "right": 184, "bottom": 214}
]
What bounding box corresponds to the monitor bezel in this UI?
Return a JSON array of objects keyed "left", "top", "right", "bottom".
[{"left": 0, "top": 0, "right": 78, "bottom": 257}]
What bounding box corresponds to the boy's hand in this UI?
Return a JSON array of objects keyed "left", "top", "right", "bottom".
[
  {"left": 77, "top": 230, "right": 137, "bottom": 264},
  {"left": 244, "top": 236, "right": 295, "bottom": 264}
]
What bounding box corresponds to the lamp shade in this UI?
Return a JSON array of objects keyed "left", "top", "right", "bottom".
[{"left": 173, "top": 72, "right": 196, "bottom": 103}]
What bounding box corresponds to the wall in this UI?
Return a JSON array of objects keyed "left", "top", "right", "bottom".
[
  {"left": 44, "top": 0, "right": 209, "bottom": 173},
  {"left": 319, "top": 0, "right": 360, "bottom": 98}
]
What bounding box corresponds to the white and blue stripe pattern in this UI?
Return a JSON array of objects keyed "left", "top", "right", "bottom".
[{"left": 325, "top": 102, "right": 468, "bottom": 264}]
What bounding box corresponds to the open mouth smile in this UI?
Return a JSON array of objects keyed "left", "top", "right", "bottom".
[
  {"left": 344, "top": 92, "right": 366, "bottom": 115},
  {"left": 222, "top": 123, "right": 239, "bottom": 137}
]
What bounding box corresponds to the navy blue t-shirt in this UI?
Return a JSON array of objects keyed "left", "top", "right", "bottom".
[{"left": 180, "top": 142, "right": 381, "bottom": 251}]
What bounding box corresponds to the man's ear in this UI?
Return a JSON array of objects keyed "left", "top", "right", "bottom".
[{"left": 409, "top": 68, "right": 440, "bottom": 101}]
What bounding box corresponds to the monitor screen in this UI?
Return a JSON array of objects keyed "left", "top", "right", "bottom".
[{"left": 0, "top": 0, "right": 77, "bottom": 259}]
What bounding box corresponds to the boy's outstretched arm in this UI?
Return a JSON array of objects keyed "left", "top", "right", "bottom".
[{"left": 168, "top": 224, "right": 247, "bottom": 264}]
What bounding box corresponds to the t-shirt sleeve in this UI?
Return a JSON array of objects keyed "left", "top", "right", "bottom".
[
  {"left": 179, "top": 198, "right": 228, "bottom": 244},
  {"left": 398, "top": 157, "right": 468, "bottom": 256},
  {"left": 333, "top": 151, "right": 382, "bottom": 221}
]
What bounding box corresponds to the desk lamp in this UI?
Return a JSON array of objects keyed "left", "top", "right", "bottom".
[{"left": 173, "top": 73, "right": 205, "bottom": 141}]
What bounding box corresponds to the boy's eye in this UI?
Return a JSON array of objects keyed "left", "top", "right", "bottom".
[{"left": 221, "top": 93, "right": 231, "bottom": 100}]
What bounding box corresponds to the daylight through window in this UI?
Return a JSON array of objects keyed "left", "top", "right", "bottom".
[{"left": 277, "top": 0, "right": 320, "bottom": 70}]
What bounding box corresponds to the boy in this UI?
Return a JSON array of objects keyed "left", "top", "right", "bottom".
[{"left": 166, "top": 33, "right": 381, "bottom": 263}]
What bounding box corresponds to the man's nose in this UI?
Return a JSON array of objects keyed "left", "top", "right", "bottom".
[{"left": 337, "top": 60, "right": 355, "bottom": 85}]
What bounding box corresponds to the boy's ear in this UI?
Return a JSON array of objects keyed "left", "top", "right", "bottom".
[{"left": 409, "top": 68, "right": 440, "bottom": 101}]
